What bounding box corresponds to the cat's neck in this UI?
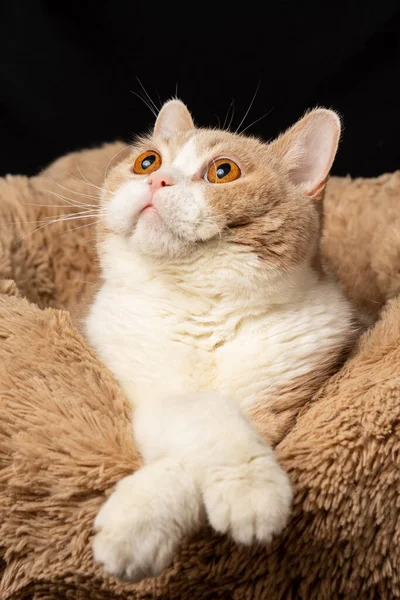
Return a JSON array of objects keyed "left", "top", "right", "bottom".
[{"left": 98, "top": 233, "right": 321, "bottom": 309}]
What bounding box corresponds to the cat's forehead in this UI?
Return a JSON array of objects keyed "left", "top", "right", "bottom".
[{"left": 158, "top": 129, "right": 267, "bottom": 173}]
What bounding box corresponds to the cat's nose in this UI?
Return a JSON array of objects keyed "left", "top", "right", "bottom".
[{"left": 148, "top": 171, "right": 175, "bottom": 192}]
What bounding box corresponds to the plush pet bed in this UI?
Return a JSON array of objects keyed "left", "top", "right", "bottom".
[{"left": 0, "top": 142, "right": 400, "bottom": 599}]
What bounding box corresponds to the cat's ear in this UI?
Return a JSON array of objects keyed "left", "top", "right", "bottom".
[
  {"left": 271, "top": 109, "right": 341, "bottom": 200},
  {"left": 153, "top": 99, "right": 195, "bottom": 140}
]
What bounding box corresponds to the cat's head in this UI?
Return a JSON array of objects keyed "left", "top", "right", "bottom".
[{"left": 101, "top": 99, "right": 340, "bottom": 269}]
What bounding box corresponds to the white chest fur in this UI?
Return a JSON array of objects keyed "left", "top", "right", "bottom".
[{"left": 85, "top": 236, "right": 353, "bottom": 412}]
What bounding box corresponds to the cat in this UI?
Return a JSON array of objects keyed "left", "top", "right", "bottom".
[{"left": 84, "top": 99, "right": 357, "bottom": 582}]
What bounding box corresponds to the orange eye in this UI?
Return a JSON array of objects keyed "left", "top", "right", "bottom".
[
  {"left": 206, "top": 158, "right": 241, "bottom": 184},
  {"left": 133, "top": 151, "right": 162, "bottom": 175}
]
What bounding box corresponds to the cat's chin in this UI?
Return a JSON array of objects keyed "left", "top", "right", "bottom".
[{"left": 129, "top": 216, "right": 195, "bottom": 260}]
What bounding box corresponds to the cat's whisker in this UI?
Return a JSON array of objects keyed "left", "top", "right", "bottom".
[
  {"left": 39, "top": 190, "right": 100, "bottom": 212},
  {"left": 223, "top": 99, "right": 235, "bottom": 131},
  {"left": 235, "top": 79, "right": 261, "bottom": 134},
  {"left": 19, "top": 203, "right": 88, "bottom": 211},
  {"left": 49, "top": 186, "right": 101, "bottom": 202},
  {"left": 76, "top": 279, "right": 100, "bottom": 285},
  {"left": 40, "top": 171, "right": 103, "bottom": 201},
  {"left": 227, "top": 102, "right": 236, "bottom": 131},
  {"left": 3, "top": 205, "right": 104, "bottom": 226},
  {"left": 155, "top": 88, "right": 162, "bottom": 110},
  {"left": 43, "top": 212, "right": 105, "bottom": 226},
  {"left": 11, "top": 211, "right": 106, "bottom": 248},
  {"left": 34, "top": 200, "right": 97, "bottom": 215},
  {"left": 11, "top": 219, "right": 69, "bottom": 248},
  {"left": 0, "top": 219, "right": 59, "bottom": 225},
  {"left": 4, "top": 210, "right": 103, "bottom": 227},
  {"left": 103, "top": 145, "right": 133, "bottom": 195},
  {"left": 65, "top": 171, "right": 102, "bottom": 195},
  {"left": 227, "top": 114, "right": 235, "bottom": 132},
  {"left": 45, "top": 190, "right": 100, "bottom": 209},
  {"left": 75, "top": 161, "right": 104, "bottom": 192},
  {"left": 131, "top": 90, "right": 158, "bottom": 119},
  {"left": 136, "top": 77, "right": 161, "bottom": 114},
  {"left": 61, "top": 218, "right": 106, "bottom": 237},
  {"left": 49, "top": 212, "right": 105, "bottom": 224},
  {"left": 240, "top": 107, "right": 275, "bottom": 135},
  {"left": 34, "top": 187, "right": 95, "bottom": 210}
]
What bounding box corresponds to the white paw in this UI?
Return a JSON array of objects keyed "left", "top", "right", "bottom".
[
  {"left": 202, "top": 453, "right": 292, "bottom": 545},
  {"left": 93, "top": 460, "right": 201, "bottom": 581}
]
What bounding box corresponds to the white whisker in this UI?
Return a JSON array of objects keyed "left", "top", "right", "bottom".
[
  {"left": 40, "top": 171, "right": 103, "bottom": 201},
  {"left": 155, "top": 88, "right": 162, "bottom": 109},
  {"left": 227, "top": 101, "right": 236, "bottom": 131},
  {"left": 18, "top": 203, "right": 79, "bottom": 211},
  {"left": 11, "top": 211, "right": 105, "bottom": 248},
  {"left": 7, "top": 209, "right": 102, "bottom": 226},
  {"left": 49, "top": 213, "right": 104, "bottom": 223},
  {"left": 63, "top": 217, "right": 107, "bottom": 237},
  {"left": 66, "top": 171, "right": 102, "bottom": 193},
  {"left": 75, "top": 161, "right": 104, "bottom": 191},
  {"left": 136, "top": 77, "right": 160, "bottom": 113},
  {"left": 45, "top": 190, "right": 100, "bottom": 209},
  {"left": 223, "top": 99, "right": 235, "bottom": 131},
  {"left": 235, "top": 79, "right": 261, "bottom": 134},
  {"left": 240, "top": 107, "right": 275, "bottom": 135},
  {"left": 103, "top": 145, "right": 132, "bottom": 195},
  {"left": 2, "top": 206, "right": 104, "bottom": 226},
  {"left": 11, "top": 219, "right": 70, "bottom": 248},
  {"left": 131, "top": 90, "right": 158, "bottom": 118}
]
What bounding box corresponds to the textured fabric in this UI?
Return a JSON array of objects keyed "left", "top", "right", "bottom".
[{"left": 0, "top": 144, "right": 399, "bottom": 599}]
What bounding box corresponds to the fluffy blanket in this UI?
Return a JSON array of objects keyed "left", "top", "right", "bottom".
[{"left": 0, "top": 142, "right": 400, "bottom": 599}]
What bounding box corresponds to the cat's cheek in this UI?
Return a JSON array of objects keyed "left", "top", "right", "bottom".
[
  {"left": 105, "top": 181, "right": 151, "bottom": 235},
  {"left": 153, "top": 190, "right": 201, "bottom": 240},
  {"left": 195, "top": 217, "right": 220, "bottom": 242},
  {"left": 159, "top": 188, "right": 218, "bottom": 243}
]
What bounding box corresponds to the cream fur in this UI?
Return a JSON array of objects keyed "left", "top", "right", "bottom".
[
  {"left": 85, "top": 102, "right": 354, "bottom": 581},
  {"left": 86, "top": 239, "right": 352, "bottom": 581},
  {"left": 88, "top": 235, "right": 352, "bottom": 407}
]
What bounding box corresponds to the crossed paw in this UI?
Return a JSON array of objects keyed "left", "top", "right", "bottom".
[{"left": 93, "top": 454, "right": 292, "bottom": 581}]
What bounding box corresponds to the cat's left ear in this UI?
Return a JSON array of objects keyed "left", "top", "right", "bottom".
[
  {"left": 271, "top": 109, "right": 341, "bottom": 200},
  {"left": 153, "top": 99, "right": 195, "bottom": 140}
]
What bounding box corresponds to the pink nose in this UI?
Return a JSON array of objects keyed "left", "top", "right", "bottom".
[{"left": 148, "top": 171, "right": 175, "bottom": 192}]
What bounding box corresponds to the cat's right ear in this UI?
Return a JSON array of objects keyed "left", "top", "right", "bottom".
[
  {"left": 153, "top": 99, "right": 195, "bottom": 140},
  {"left": 270, "top": 108, "right": 341, "bottom": 201}
]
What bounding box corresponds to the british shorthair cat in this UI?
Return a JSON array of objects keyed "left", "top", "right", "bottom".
[{"left": 85, "top": 100, "right": 357, "bottom": 581}]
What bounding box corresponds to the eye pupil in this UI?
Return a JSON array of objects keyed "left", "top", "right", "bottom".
[
  {"left": 216, "top": 163, "right": 231, "bottom": 179},
  {"left": 206, "top": 158, "right": 240, "bottom": 184},
  {"left": 141, "top": 155, "right": 156, "bottom": 170},
  {"left": 133, "top": 151, "right": 161, "bottom": 175}
]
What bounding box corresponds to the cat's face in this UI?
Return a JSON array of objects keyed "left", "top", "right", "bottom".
[{"left": 101, "top": 100, "right": 340, "bottom": 269}]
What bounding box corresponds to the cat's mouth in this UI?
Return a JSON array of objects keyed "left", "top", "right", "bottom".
[{"left": 140, "top": 203, "right": 157, "bottom": 214}]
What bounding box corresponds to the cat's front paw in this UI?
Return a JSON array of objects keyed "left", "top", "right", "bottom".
[
  {"left": 202, "top": 452, "right": 292, "bottom": 545},
  {"left": 93, "top": 459, "right": 201, "bottom": 581}
]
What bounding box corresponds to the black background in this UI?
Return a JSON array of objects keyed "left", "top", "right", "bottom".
[{"left": 1, "top": 1, "right": 399, "bottom": 178}]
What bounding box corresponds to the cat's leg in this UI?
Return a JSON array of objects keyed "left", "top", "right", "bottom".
[
  {"left": 92, "top": 457, "right": 201, "bottom": 581},
  {"left": 174, "top": 393, "right": 292, "bottom": 545},
  {"left": 93, "top": 392, "right": 291, "bottom": 581},
  {"left": 136, "top": 392, "right": 292, "bottom": 546}
]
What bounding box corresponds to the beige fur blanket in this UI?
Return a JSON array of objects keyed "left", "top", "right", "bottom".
[{"left": 0, "top": 143, "right": 400, "bottom": 599}]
